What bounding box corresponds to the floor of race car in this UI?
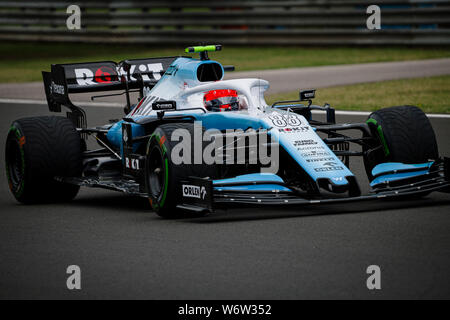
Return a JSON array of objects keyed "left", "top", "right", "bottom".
[{"left": 0, "top": 103, "right": 449, "bottom": 299}]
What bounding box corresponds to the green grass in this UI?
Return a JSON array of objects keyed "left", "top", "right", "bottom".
[
  {"left": 1, "top": 43, "right": 450, "bottom": 83},
  {"left": 266, "top": 75, "right": 450, "bottom": 114}
]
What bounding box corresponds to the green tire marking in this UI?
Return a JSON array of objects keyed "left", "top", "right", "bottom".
[
  {"left": 367, "top": 118, "right": 390, "bottom": 157},
  {"left": 6, "top": 126, "right": 26, "bottom": 197},
  {"left": 148, "top": 131, "right": 169, "bottom": 210},
  {"left": 159, "top": 158, "right": 169, "bottom": 208},
  {"left": 149, "top": 132, "right": 167, "bottom": 154}
]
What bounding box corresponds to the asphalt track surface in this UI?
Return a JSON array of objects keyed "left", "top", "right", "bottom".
[{"left": 0, "top": 102, "right": 449, "bottom": 300}]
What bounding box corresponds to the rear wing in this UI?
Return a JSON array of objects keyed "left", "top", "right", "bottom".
[{"left": 42, "top": 57, "right": 180, "bottom": 127}]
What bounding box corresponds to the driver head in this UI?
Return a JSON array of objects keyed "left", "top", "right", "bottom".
[{"left": 204, "top": 89, "right": 239, "bottom": 112}]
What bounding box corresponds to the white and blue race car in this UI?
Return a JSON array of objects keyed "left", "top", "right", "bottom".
[{"left": 5, "top": 45, "right": 449, "bottom": 217}]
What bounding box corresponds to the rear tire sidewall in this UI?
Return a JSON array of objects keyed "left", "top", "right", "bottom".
[
  {"left": 5, "top": 125, "right": 27, "bottom": 201},
  {"left": 5, "top": 117, "right": 82, "bottom": 204}
]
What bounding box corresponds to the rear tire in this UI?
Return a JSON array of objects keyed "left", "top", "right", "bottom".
[
  {"left": 363, "top": 105, "right": 439, "bottom": 181},
  {"left": 146, "top": 123, "right": 217, "bottom": 218},
  {"left": 5, "top": 116, "right": 83, "bottom": 204}
]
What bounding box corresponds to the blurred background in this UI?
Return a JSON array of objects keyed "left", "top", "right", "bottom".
[{"left": 1, "top": 0, "right": 449, "bottom": 45}]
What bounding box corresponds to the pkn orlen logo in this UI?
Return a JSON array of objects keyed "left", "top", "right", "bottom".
[{"left": 182, "top": 185, "right": 207, "bottom": 200}]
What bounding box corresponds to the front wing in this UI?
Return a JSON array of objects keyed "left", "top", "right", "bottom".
[
  {"left": 179, "top": 158, "right": 450, "bottom": 213},
  {"left": 57, "top": 158, "right": 449, "bottom": 213}
]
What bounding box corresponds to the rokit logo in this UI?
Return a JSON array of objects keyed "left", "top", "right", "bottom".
[
  {"left": 182, "top": 185, "right": 207, "bottom": 200},
  {"left": 94, "top": 66, "right": 117, "bottom": 83},
  {"left": 278, "top": 126, "right": 309, "bottom": 133},
  {"left": 74, "top": 63, "right": 164, "bottom": 86}
]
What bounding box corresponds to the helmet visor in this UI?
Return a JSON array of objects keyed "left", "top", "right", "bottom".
[{"left": 205, "top": 96, "right": 239, "bottom": 111}]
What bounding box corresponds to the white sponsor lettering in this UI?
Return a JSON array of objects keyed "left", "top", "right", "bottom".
[
  {"left": 75, "top": 68, "right": 95, "bottom": 86},
  {"left": 146, "top": 63, "right": 164, "bottom": 81},
  {"left": 74, "top": 63, "right": 164, "bottom": 86}
]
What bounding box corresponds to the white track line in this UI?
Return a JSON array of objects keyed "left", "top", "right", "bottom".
[
  {"left": 312, "top": 110, "right": 450, "bottom": 118},
  {"left": 312, "top": 110, "right": 371, "bottom": 116},
  {"left": 0, "top": 98, "right": 449, "bottom": 119}
]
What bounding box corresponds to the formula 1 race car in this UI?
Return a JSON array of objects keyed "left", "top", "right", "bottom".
[{"left": 5, "top": 45, "right": 450, "bottom": 218}]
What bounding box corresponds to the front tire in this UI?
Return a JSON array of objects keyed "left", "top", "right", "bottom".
[
  {"left": 363, "top": 105, "right": 439, "bottom": 181},
  {"left": 5, "top": 116, "right": 83, "bottom": 204},
  {"left": 145, "top": 123, "right": 216, "bottom": 218}
]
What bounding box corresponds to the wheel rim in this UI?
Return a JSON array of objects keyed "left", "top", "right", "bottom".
[
  {"left": 147, "top": 144, "right": 165, "bottom": 200},
  {"left": 6, "top": 137, "right": 24, "bottom": 189}
]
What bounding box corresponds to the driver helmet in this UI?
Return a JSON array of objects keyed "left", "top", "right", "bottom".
[{"left": 204, "top": 89, "right": 239, "bottom": 112}]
